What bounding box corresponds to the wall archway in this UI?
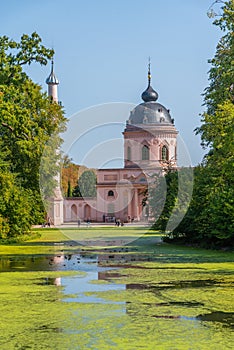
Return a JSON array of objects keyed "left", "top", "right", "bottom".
[
  {"left": 71, "top": 204, "right": 77, "bottom": 221},
  {"left": 84, "top": 204, "right": 91, "bottom": 220}
]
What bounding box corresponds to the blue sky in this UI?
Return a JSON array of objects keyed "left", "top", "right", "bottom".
[{"left": 1, "top": 0, "right": 222, "bottom": 166}]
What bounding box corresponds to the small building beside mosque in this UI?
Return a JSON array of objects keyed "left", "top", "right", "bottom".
[{"left": 46, "top": 62, "right": 178, "bottom": 225}]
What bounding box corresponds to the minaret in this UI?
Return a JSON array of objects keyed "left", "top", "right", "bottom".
[
  {"left": 46, "top": 59, "right": 59, "bottom": 103},
  {"left": 45, "top": 60, "right": 63, "bottom": 226}
]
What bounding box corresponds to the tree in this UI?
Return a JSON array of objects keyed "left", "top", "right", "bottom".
[
  {"left": 61, "top": 155, "right": 81, "bottom": 197},
  {"left": 0, "top": 32, "right": 66, "bottom": 238},
  {"left": 0, "top": 140, "right": 32, "bottom": 238},
  {"left": 73, "top": 170, "right": 97, "bottom": 198},
  {"left": 204, "top": 0, "right": 234, "bottom": 115},
  {"left": 194, "top": 1, "right": 234, "bottom": 246},
  {"left": 170, "top": 1, "right": 234, "bottom": 248},
  {"left": 192, "top": 102, "right": 233, "bottom": 244},
  {"left": 150, "top": 168, "right": 193, "bottom": 233},
  {"left": 149, "top": 171, "right": 176, "bottom": 231}
]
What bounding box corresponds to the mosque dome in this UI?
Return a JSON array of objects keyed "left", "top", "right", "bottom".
[
  {"left": 128, "top": 63, "right": 173, "bottom": 125},
  {"left": 129, "top": 102, "right": 172, "bottom": 124},
  {"left": 46, "top": 60, "right": 59, "bottom": 85}
]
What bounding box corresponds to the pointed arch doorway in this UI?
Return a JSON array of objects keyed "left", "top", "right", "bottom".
[
  {"left": 71, "top": 204, "right": 77, "bottom": 221},
  {"left": 84, "top": 204, "right": 91, "bottom": 221}
]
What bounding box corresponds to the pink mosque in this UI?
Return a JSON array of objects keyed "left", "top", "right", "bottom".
[{"left": 46, "top": 62, "right": 178, "bottom": 225}]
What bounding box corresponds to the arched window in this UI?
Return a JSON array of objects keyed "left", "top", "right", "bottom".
[
  {"left": 142, "top": 145, "right": 149, "bottom": 160},
  {"left": 108, "top": 190, "right": 114, "bottom": 197},
  {"left": 127, "top": 146, "right": 131, "bottom": 161},
  {"left": 161, "top": 145, "right": 169, "bottom": 161}
]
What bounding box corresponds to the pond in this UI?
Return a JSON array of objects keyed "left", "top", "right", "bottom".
[{"left": 0, "top": 232, "right": 233, "bottom": 349}]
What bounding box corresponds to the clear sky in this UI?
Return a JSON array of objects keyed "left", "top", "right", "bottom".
[{"left": 1, "top": 0, "right": 222, "bottom": 166}]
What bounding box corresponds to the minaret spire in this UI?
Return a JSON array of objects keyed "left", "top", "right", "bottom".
[
  {"left": 46, "top": 58, "right": 59, "bottom": 103},
  {"left": 51, "top": 58, "right": 54, "bottom": 74}
]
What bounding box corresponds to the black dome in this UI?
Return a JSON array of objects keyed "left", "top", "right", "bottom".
[{"left": 141, "top": 85, "right": 158, "bottom": 102}]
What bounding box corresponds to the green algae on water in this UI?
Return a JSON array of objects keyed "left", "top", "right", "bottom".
[{"left": 0, "top": 228, "right": 233, "bottom": 349}]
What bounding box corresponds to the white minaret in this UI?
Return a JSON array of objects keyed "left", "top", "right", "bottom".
[
  {"left": 46, "top": 59, "right": 59, "bottom": 102},
  {"left": 46, "top": 60, "right": 64, "bottom": 226}
]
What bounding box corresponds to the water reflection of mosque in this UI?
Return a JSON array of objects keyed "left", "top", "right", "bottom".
[{"left": 0, "top": 251, "right": 153, "bottom": 299}]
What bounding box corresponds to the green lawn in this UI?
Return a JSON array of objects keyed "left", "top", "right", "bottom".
[{"left": 0, "top": 227, "right": 159, "bottom": 255}]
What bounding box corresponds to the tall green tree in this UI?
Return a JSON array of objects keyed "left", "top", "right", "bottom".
[
  {"left": 150, "top": 168, "right": 193, "bottom": 234},
  {"left": 0, "top": 32, "right": 66, "bottom": 238},
  {"left": 172, "top": 1, "right": 234, "bottom": 247},
  {"left": 204, "top": 0, "right": 234, "bottom": 114},
  {"left": 149, "top": 171, "right": 176, "bottom": 231},
  {"left": 0, "top": 140, "right": 32, "bottom": 238}
]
